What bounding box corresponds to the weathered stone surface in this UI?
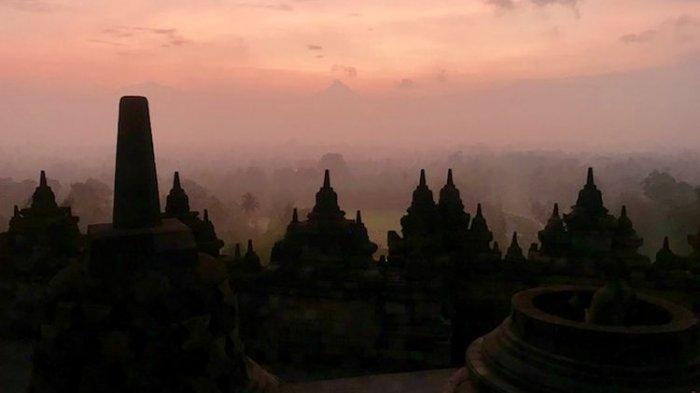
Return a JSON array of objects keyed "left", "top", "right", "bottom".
[{"left": 465, "top": 285, "right": 700, "bottom": 392}]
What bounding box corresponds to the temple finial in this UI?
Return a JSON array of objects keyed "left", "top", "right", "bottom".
[
  {"left": 247, "top": 239, "right": 254, "bottom": 253},
  {"left": 553, "top": 203, "right": 559, "bottom": 217},
  {"left": 663, "top": 236, "right": 670, "bottom": 251},
  {"left": 511, "top": 231, "right": 519, "bottom": 246},
  {"left": 13, "top": 205, "right": 19, "bottom": 216},
  {"left": 173, "top": 171, "right": 182, "bottom": 190},
  {"left": 203, "top": 209, "right": 210, "bottom": 221},
  {"left": 234, "top": 243, "right": 241, "bottom": 258},
  {"left": 40, "top": 170, "right": 47, "bottom": 187},
  {"left": 476, "top": 203, "right": 483, "bottom": 217},
  {"left": 292, "top": 208, "right": 299, "bottom": 223},
  {"left": 419, "top": 169, "right": 426, "bottom": 187},
  {"left": 446, "top": 168, "right": 453, "bottom": 186},
  {"left": 356, "top": 210, "right": 362, "bottom": 224},
  {"left": 113, "top": 96, "right": 161, "bottom": 229},
  {"left": 586, "top": 167, "right": 594, "bottom": 186},
  {"left": 620, "top": 205, "right": 627, "bottom": 218},
  {"left": 323, "top": 169, "right": 331, "bottom": 188}
]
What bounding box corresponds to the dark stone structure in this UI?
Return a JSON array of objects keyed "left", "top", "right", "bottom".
[
  {"left": 258, "top": 171, "right": 383, "bottom": 370},
  {"left": 0, "top": 171, "right": 81, "bottom": 275},
  {"left": 531, "top": 168, "right": 650, "bottom": 276},
  {"left": 28, "top": 97, "right": 254, "bottom": 393},
  {"left": 388, "top": 170, "right": 499, "bottom": 276},
  {"left": 0, "top": 171, "right": 82, "bottom": 336},
  {"left": 270, "top": 170, "right": 377, "bottom": 269},
  {"left": 503, "top": 232, "right": 525, "bottom": 266},
  {"left": 163, "top": 171, "right": 224, "bottom": 256},
  {"left": 687, "top": 228, "right": 700, "bottom": 273},
  {"left": 459, "top": 284, "right": 700, "bottom": 392}
]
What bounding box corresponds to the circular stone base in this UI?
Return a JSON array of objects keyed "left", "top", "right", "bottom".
[{"left": 465, "top": 285, "right": 700, "bottom": 393}]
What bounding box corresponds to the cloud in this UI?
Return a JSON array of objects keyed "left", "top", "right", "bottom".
[
  {"left": 397, "top": 78, "right": 415, "bottom": 89},
  {"left": 619, "top": 29, "right": 658, "bottom": 44},
  {"left": 331, "top": 64, "right": 357, "bottom": 78},
  {"left": 307, "top": 44, "right": 323, "bottom": 51},
  {"left": 1, "top": 0, "right": 60, "bottom": 12},
  {"left": 530, "top": 0, "right": 578, "bottom": 7},
  {"left": 670, "top": 15, "right": 699, "bottom": 28},
  {"left": 485, "top": 0, "right": 579, "bottom": 11},
  {"left": 98, "top": 26, "right": 189, "bottom": 48},
  {"left": 619, "top": 15, "right": 699, "bottom": 45},
  {"left": 486, "top": 0, "right": 515, "bottom": 9},
  {"left": 232, "top": 2, "right": 293, "bottom": 11}
]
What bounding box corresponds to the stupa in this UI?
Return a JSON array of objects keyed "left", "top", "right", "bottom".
[
  {"left": 457, "top": 282, "right": 700, "bottom": 392},
  {"left": 163, "top": 171, "right": 225, "bottom": 256},
  {"left": 28, "top": 97, "right": 268, "bottom": 392}
]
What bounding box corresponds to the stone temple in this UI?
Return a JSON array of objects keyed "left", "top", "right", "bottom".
[
  {"left": 28, "top": 97, "right": 263, "bottom": 393},
  {"left": 0, "top": 171, "right": 81, "bottom": 276},
  {"left": 0, "top": 171, "right": 82, "bottom": 336},
  {"left": 456, "top": 282, "right": 700, "bottom": 392},
  {"left": 163, "top": 171, "right": 225, "bottom": 257},
  {"left": 270, "top": 169, "right": 377, "bottom": 270},
  {"left": 530, "top": 168, "right": 650, "bottom": 276}
]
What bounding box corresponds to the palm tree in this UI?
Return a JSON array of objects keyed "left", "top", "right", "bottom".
[{"left": 240, "top": 193, "right": 259, "bottom": 214}]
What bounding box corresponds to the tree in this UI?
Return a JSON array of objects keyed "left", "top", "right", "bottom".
[{"left": 240, "top": 193, "right": 259, "bottom": 214}]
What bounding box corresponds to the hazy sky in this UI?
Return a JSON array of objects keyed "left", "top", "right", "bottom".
[{"left": 1, "top": 0, "right": 700, "bottom": 150}]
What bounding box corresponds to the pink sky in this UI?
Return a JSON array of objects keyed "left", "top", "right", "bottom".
[{"left": 1, "top": 0, "right": 700, "bottom": 150}]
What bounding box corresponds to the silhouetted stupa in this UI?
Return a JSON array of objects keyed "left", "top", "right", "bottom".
[
  {"left": 270, "top": 170, "right": 377, "bottom": 268},
  {"left": 1, "top": 170, "right": 81, "bottom": 274},
  {"left": 163, "top": 171, "right": 224, "bottom": 256},
  {"left": 29, "top": 96, "right": 254, "bottom": 393}
]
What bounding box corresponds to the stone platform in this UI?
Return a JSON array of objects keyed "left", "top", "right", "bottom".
[{"left": 465, "top": 285, "right": 700, "bottom": 392}]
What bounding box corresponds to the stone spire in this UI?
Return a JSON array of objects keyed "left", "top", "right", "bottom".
[
  {"left": 439, "top": 169, "right": 465, "bottom": 210},
  {"left": 308, "top": 169, "right": 345, "bottom": 221},
  {"left": 399, "top": 169, "right": 440, "bottom": 239},
  {"left": 612, "top": 205, "right": 643, "bottom": 255},
  {"left": 165, "top": 171, "right": 191, "bottom": 217},
  {"left": 538, "top": 203, "right": 569, "bottom": 256},
  {"left": 572, "top": 167, "right": 607, "bottom": 216},
  {"left": 469, "top": 203, "right": 493, "bottom": 252},
  {"left": 292, "top": 208, "right": 299, "bottom": 223},
  {"left": 505, "top": 232, "right": 525, "bottom": 263},
  {"left": 30, "top": 170, "right": 58, "bottom": 211},
  {"left": 203, "top": 209, "right": 210, "bottom": 222},
  {"left": 244, "top": 239, "right": 262, "bottom": 271},
  {"left": 234, "top": 243, "right": 242, "bottom": 259},
  {"left": 113, "top": 96, "right": 161, "bottom": 229},
  {"left": 356, "top": 210, "right": 362, "bottom": 224},
  {"left": 654, "top": 236, "right": 682, "bottom": 271},
  {"left": 410, "top": 169, "right": 435, "bottom": 210}
]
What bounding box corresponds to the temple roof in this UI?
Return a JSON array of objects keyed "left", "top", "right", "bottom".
[
  {"left": 165, "top": 171, "right": 191, "bottom": 217},
  {"left": 572, "top": 167, "right": 607, "bottom": 216},
  {"left": 30, "top": 170, "right": 59, "bottom": 211},
  {"left": 505, "top": 232, "right": 524, "bottom": 260},
  {"left": 307, "top": 169, "right": 345, "bottom": 221},
  {"left": 438, "top": 168, "right": 466, "bottom": 214},
  {"left": 409, "top": 169, "right": 436, "bottom": 213}
]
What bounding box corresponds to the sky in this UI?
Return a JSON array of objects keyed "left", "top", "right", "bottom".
[{"left": 1, "top": 0, "right": 700, "bottom": 151}]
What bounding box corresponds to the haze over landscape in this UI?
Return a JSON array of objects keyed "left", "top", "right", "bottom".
[
  {"left": 2, "top": 0, "right": 700, "bottom": 151},
  {"left": 5, "top": 3, "right": 700, "bottom": 392},
  {"left": 2, "top": 0, "right": 700, "bottom": 266}
]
